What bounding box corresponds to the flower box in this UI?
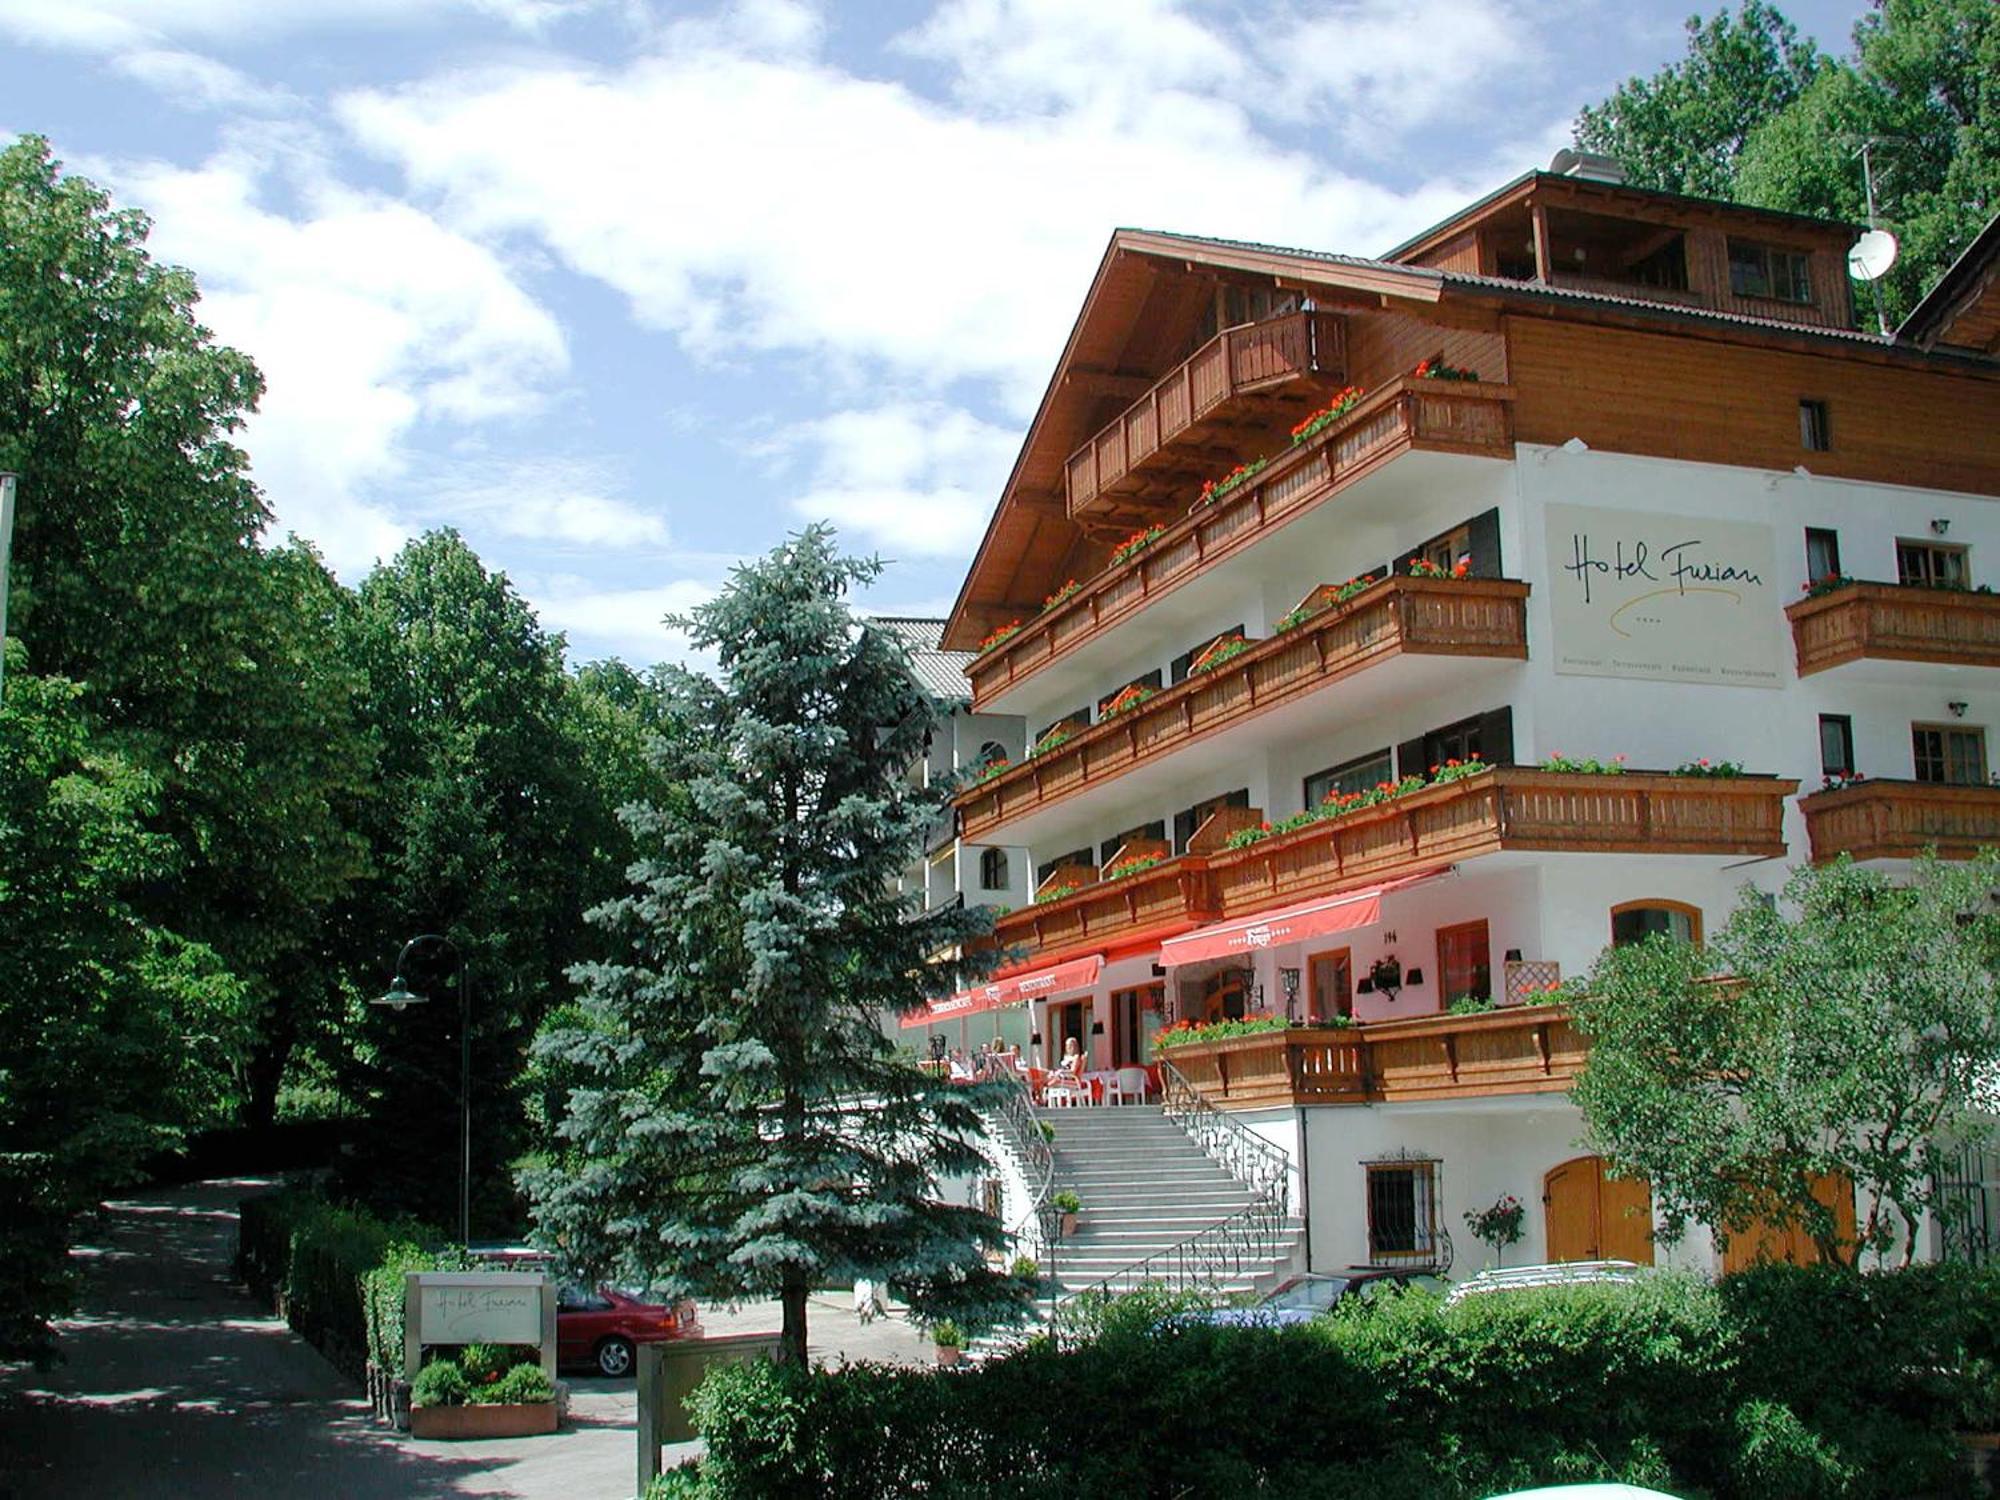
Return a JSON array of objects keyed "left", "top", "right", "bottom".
[{"left": 409, "top": 1400, "right": 558, "bottom": 1440}]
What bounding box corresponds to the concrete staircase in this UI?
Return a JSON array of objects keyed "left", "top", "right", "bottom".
[{"left": 1037, "top": 1104, "right": 1303, "bottom": 1297}]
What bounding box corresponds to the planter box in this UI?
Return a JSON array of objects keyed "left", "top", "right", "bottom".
[{"left": 409, "top": 1400, "right": 558, "bottom": 1440}]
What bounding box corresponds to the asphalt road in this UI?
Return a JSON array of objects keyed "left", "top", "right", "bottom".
[{"left": 0, "top": 1180, "right": 936, "bottom": 1499}]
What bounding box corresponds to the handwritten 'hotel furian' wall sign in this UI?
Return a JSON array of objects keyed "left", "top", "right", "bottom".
[{"left": 1544, "top": 502, "right": 1782, "bottom": 688}]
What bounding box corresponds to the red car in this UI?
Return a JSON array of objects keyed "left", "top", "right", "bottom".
[{"left": 557, "top": 1284, "right": 702, "bottom": 1377}]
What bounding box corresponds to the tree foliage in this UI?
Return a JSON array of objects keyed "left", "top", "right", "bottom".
[
  {"left": 527, "top": 527, "right": 1022, "bottom": 1363},
  {"left": 1576, "top": 0, "right": 1999, "bottom": 325},
  {"left": 1572, "top": 854, "right": 2000, "bottom": 1268}
]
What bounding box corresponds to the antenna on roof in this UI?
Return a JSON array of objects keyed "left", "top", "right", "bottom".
[{"left": 1850, "top": 139, "right": 1902, "bottom": 335}]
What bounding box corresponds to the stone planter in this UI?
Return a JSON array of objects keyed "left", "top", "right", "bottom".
[
  {"left": 409, "top": 1401, "right": 558, "bottom": 1440},
  {"left": 934, "top": 1345, "right": 963, "bottom": 1368},
  {"left": 1059, "top": 1211, "right": 1078, "bottom": 1238}
]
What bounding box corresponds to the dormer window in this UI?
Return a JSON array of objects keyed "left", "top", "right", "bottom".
[{"left": 1728, "top": 239, "right": 1813, "bottom": 303}]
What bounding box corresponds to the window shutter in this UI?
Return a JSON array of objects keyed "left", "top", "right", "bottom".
[
  {"left": 1478, "top": 707, "right": 1515, "bottom": 766},
  {"left": 1173, "top": 807, "right": 1196, "bottom": 853},
  {"left": 1467, "top": 507, "right": 1501, "bottom": 577}
]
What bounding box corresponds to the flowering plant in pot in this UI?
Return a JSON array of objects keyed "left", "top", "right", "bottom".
[
  {"left": 1197, "top": 455, "right": 1268, "bottom": 507},
  {"left": 1412, "top": 354, "right": 1479, "bottom": 382},
  {"left": 978, "top": 619, "right": 1023, "bottom": 654},
  {"left": 1103, "top": 853, "right": 1164, "bottom": 882},
  {"left": 1101, "top": 683, "right": 1156, "bottom": 719},
  {"left": 1041, "top": 579, "right": 1081, "bottom": 613},
  {"left": 1189, "top": 634, "right": 1251, "bottom": 675},
  {"left": 1109, "top": 524, "right": 1165, "bottom": 568},
  {"left": 1803, "top": 573, "right": 1854, "bottom": 599},
  {"left": 1407, "top": 556, "right": 1470, "bottom": 580},
  {"left": 1289, "top": 384, "right": 1366, "bottom": 445},
  {"left": 1673, "top": 757, "right": 1744, "bottom": 778}
]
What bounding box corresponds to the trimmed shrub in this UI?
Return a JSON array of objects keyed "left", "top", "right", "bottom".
[
  {"left": 411, "top": 1359, "right": 471, "bottom": 1408},
  {"left": 483, "top": 1363, "right": 555, "bottom": 1405}
]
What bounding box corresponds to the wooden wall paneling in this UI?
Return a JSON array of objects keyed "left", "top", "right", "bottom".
[
  {"left": 1506, "top": 316, "right": 2000, "bottom": 496},
  {"left": 1345, "top": 309, "right": 1509, "bottom": 390}
]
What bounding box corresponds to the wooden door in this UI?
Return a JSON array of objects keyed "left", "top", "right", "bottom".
[
  {"left": 1308, "top": 948, "right": 1352, "bottom": 1021},
  {"left": 1543, "top": 1156, "right": 1656, "bottom": 1264},
  {"left": 1720, "top": 1173, "right": 1856, "bottom": 1273}
]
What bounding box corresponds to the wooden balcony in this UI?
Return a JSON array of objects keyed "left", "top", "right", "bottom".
[
  {"left": 990, "top": 768, "right": 1796, "bottom": 967},
  {"left": 971, "top": 378, "right": 1515, "bottom": 711},
  {"left": 958, "top": 577, "right": 1531, "bottom": 841},
  {"left": 1801, "top": 778, "right": 2000, "bottom": 863},
  {"left": 1786, "top": 582, "right": 2000, "bottom": 677},
  {"left": 1162, "top": 1003, "right": 1589, "bottom": 1111},
  {"left": 1065, "top": 311, "right": 1345, "bottom": 520}
]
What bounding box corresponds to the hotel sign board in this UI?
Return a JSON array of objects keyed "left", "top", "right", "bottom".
[{"left": 1544, "top": 502, "right": 1782, "bottom": 689}]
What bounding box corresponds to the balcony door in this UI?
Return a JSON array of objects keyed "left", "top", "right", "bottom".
[
  {"left": 1543, "top": 1155, "right": 1654, "bottom": 1265},
  {"left": 1307, "top": 948, "right": 1352, "bottom": 1021}
]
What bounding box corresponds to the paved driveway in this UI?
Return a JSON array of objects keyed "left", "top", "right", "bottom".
[{"left": 0, "top": 1181, "right": 937, "bottom": 1499}]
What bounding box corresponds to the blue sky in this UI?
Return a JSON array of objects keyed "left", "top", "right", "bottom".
[{"left": 0, "top": 0, "right": 1873, "bottom": 665}]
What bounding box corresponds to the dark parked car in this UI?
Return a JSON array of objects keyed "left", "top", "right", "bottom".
[
  {"left": 557, "top": 1285, "right": 702, "bottom": 1376},
  {"left": 1193, "top": 1268, "right": 1445, "bottom": 1328}
]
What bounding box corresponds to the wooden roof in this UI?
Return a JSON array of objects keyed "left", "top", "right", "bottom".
[{"left": 1898, "top": 211, "right": 2000, "bottom": 356}]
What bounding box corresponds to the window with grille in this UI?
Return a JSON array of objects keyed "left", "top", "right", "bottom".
[
  {"left": 1914, "top": 725, "right": 1987, "bottom": 786},
  {"left": 1897, "top": 541, "right": 1968, "bottom": 589},
  {"left": 978, "top": 848, "right": 1009, "bottom": 891},
  {"left": 1366, "top": 1161, "right": 1439, "bottom": 1264},
  {"left": 1728, "top": 238, "right": 1813, "bottom": 303}
]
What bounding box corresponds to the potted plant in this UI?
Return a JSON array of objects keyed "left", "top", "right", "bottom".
[
  {"left": 931, "top": 1319, "right": 966, "bottom": 1368},
  {"left": 1053, "top": 1190, "right": 1081, "bottom": 1238},
  {"left": 408, "top": 1350, "right": 559, "bottom": 1439},
  {"left": 1462, "top": 1194, "right": 1526, "bottom": 1270}
]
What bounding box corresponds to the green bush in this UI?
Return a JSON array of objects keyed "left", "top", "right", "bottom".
[
  {"left": 458, "top": 1342, "right": 517, "bottom": 1384},
  {"left": 666, "top": 1264, "right": 1997, "bottom": 1499},
  {"left": 411, "top": 1359, "right": 471, "bottom": 1409},
  {"left": 482, "top": 1363, "right": 555, "bottom": 1405}
]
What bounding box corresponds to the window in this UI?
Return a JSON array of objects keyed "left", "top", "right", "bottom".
[
  {"left": 1799, "top": 400, "right": 1830, "bottom": 452},
  {"left": 1898, "top": 540, "right": 1969, "bottom": 590},
  {"left": 1173, "top": 788, "right": 1250, "bottom": 854},
  {"left": 1396, "top": 507, "right": 1502, "bottom": 580},
  {"left": 977, "top": 740, "right": 1008, "bottom": 768},
  {"left": 978, "top": 848, "right": 1009, "bottom": 891},
  {"left": 1804, "top": 527, "right": 1841, "bottom": 583},
  {"left": 1096, "top": 669, "right": 1162, "bottom": 717},
  {"left": 1305, "top": 748, "right": 1393, "bottom": 810},
  {"left": 1110, "top": 985, "right": 1161, "bottom": 1067},
  {"left": 1421, "top": 524, "right": 1471, "bottom": 573},
  {"left": 1728, "top": 238, "right": 1813, "bottom": 303},
  {"left": 1171, "top": 624, "right": 1244, "bottom": 684},
  {"left": 1035, "top": 706, "right": 1091, "bottom": 744},
  {"left": 1365, "top": 1160, "right": 1440, "bottom": 1264},
  {"left": 1819, "top": 714, "right": 1855, "bottom": 778},
  {"left": 1914, "top": 725, "right": 1987, "bottom": 786},
  {"left": 1099, "top": 820, "right": 1166, "bottom": 866},
  {"left": 1628, "top": 234, "right": 1689, "bottom": 291},
  {"left": 1399, "top": 707, "right": 1513, "bottom": 780},
  {"left": 1611, "top": 901, "right": 1702, "bottom": 948},
  {"left": 1437, "top": 920, "right": 1491, "bottom": 1004}
]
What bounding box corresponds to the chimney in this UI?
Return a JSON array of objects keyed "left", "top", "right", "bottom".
[{"left": 1548, "top": 148, "right": 1626, "bottom": 185}]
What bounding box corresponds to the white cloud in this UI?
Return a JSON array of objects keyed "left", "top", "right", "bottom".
[
  {"left": 528, "top": 575, "right": 720, "bottom": 665},
  {"left": 101, "top": 137, "right": 569, "bottom": 576},
  {"left": 107, "top": 49, "right": 295, "bottom": 111},
  {"left": 778, "top": 402, "right": 1018, "bottom": 559},
  {"left": 334, "top": 23, "right": 1530, "bottom": 417},
  {"left": 0, "top": 0, "right": 599, "bottom": 52},
  {"left": 422, "top": 457, "right": 673, "bottom": 550}
]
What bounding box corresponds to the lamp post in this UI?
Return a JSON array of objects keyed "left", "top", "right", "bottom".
[{"left": 373, "top": 933, "right": 471, "bottom": 1245}]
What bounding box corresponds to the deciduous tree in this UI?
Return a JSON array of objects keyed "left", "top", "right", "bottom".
[{"left": 1572, "top": 854, "right": 2000, "bottom": 1268}]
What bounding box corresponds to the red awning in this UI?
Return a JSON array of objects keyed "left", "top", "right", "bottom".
[
  {"left": 901, "top": 954, "right": 1103, "bottom": 1028},
  {"left": 1157, "top": 870, "right": 1449, "bottom": 968}
]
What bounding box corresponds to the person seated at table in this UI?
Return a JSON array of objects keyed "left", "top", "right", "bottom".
[
  {"left": 947, "top": 1048, "right": 977, "bottom": 1082},
  {"left": 1056, "top": 1036, "right": 1086, "bottom": 1080}
]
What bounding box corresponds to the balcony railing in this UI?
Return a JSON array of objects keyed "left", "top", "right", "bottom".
[
  {"left": 971, "top": 377, "right": 1516, "bottom": 710},
  {"left": 1800, "top": 778, "right": 2000, "bottom": 863},
  {"left": 1160, "top": 1003, "right": 1588, "bottom": 1111},
  {"left": 991, "top": 768, "right": 1796, "bottom": 966},
  {"left": 1065, "top": 311, "right": 1345, "bottom": 519},
  {"left": 959, "top": 577, "right": 1531, "bottom": 841},
  {"left": 1786, "top": 582, "right": 2000, "bottom": 677}
]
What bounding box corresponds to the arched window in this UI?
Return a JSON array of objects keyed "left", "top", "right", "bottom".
[
  {"left": 978, "top": 740, "right": 1007, "bottom": 768},
  {"left": 979, "top": 848, "right": 1009, "bottom": 891},
  {"left": 1610, "top": 900, "right": 1702, "bottom": 948}
]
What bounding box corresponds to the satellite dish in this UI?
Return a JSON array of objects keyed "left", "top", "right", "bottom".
[{"left": 1848, "top": 228, "right": 1900, "bottom": 282}]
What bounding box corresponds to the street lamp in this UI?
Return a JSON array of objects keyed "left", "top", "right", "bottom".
[{"left": 373, "top": 933, "right": 471, "bottom": 1246}]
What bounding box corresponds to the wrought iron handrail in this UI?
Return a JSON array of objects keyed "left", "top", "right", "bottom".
[
  {"left": 988, "top": 1065, "right": 1054, "bottom": 1260},
  {"left": 1158, "top": 1058, "right": 1292, "bottom": 1213},
  {"left": 1055, "top": 1193, "right": 1296, "bottom": 1341}
]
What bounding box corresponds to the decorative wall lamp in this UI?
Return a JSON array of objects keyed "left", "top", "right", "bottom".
[
  {"left": 1280, "top": 967, "right": 1301, "bottom": 1022},
  {"left": 1951, "top": 701, "right": 1970, "bottom": 719},
  {"left": 1090, "top": 1020, "right": 1105, "bottom": 1035},
  {"left": 1933, "top": 517, "right": 1952, "bottom": 536},
  {"left": 1369, "top": 956, "right": 1404, "bottom": 1002}
]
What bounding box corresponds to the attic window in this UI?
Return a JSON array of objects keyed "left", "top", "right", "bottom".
[{"left": 1729, "top": 239, "right": 1813, "bottom": 304}]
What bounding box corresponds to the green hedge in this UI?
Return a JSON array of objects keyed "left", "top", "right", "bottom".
[
  {"left": 236, "top": 1189, "right": 453, "bottom": 1379},
  {"left": 662, "top": 1266, "right": 2000, "bottom": 1499}
]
